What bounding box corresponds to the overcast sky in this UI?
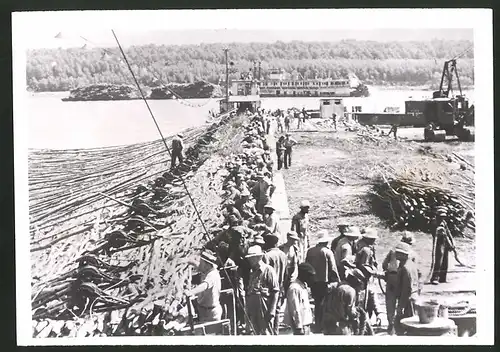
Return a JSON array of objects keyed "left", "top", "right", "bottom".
[{"left": 12, "top": 9, "right": 475, "bottom": 49}]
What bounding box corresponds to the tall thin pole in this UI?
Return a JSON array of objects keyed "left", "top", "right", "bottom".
[{"left": 224, "top": 48, "right": 229, "bottom": 106}]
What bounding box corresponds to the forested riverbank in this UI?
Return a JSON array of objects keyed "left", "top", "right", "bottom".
[{"left": 26, "top": 39, "right": 474, "bottom": 92}]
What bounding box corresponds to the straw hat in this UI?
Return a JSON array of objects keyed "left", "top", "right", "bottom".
[
  {"left": 263, "top": 202, "right": 275, "bottom": 211},
  {"left": 362, "top": 228, "right": 378, "bottom": 240},
  {"left": 200, "top": 251, "right": 218, "bottom": 266},
  {"left": 253, "top": 235, "right": 265, "bottom": 245},
  {"left": 395, "top": 242, "right": 411, "bottom": 256},
  {"left": 316, "top": 229, "right": 332, "bottom": 243},
  {"left": 401, "top": 231, "right": 414, "bottom": 245},
  {"left": 300, "top": 200, "right": 311, "bottom": 208},
  {"left": 241, "top": 189, "right": 251, "bottom": 197},
  {"left": 344, "top": 226, "right": 361, "bottom": 238},
  {"left": 287, "top": 231, "right": 300, "bottom": 241},
  {"left": 245, "top": 245, "right": 264, "bottom": 258}
]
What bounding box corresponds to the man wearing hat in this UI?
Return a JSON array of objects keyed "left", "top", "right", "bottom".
[
  {"left": 245, "top": 245, "right": 280, "bottom": 335},
  {"left": 430, "top": 208, "right": 455, "bottom": 285},
  {"left": 279, "top": 230, "right": 301, "bottom": 291},
  {"left": 381, "top": 231, "right": 416, "bottom": 334},
  {"left": 283, "top": 133, "right": 298, "bottom": 169},
  {"left": 250, "top": 231, "right": 264, "bottom": 245},
  {"left": 263, "top": 233, "right": 288, "bottom": 334},
  {"left": 322, "top": 268, "right": 370, "bottom": 335},
  {"left": 222, "top": 201, "right": 243, "bottom": 225},
  {"left": 263, "top": 202, "right": 281, "bottom": 239},
  {"left": 355, "top": 228, "right": 378, "bottom": 272},
  {"left": 170, "top": 133, "right": 184, "bottom": 169},
  {"left": 252, "top": 172, "right": 276, "bottom": 215},
  {"left": 305, "top": 229, "right": 339, "bottom": 333},
  {"left": 283, "top": 262, "right": 316, "bottom": 335},
  {"left": 334, "top": 226, "right": 360, "bottom": 281},
  {"left": 185, "top": 250, "right": 223, "bottom": 323},
  {"left": 330, "top": 222, "right": 350, "bottom": 253},
  {"left": 394, "top": 242, "right": 420, "bottom": 335},
  {"left": 291, "top": 200, "right": 311, "bottom": 263},
  {"left": 235, "top": 188, "right": 257, "bottom": 220}
]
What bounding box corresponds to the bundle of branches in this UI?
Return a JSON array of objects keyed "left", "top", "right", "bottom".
[
  {"left": 31, "top": 112, "right": 239, "bottom": 337},
  {"left": 370, "top": 175, "right": 475, "bottom": 237}
]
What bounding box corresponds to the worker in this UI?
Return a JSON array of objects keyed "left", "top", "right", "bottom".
[
  {"left": 266, "top": 115, "right": 271, "bottom": 135},
  {"left": 291, "top": 200, "right": 310, "bottom": 263},
  {"left": 331, "top": 112, "right": 337, "bottom": 131},
  {"left": 170, "top": 133, "right": 184, "bottom": 169},
  {"left": 263, "top": 233, "right": 288, "bottom": 334},
  {"left": 305, "top": 230, "right": 339, "bottom": 333},
  {"left": 252, "top": 172, "right": 276, "bottom": 215},
  {"left": 283, "top": 262, "right": 316, "bottom": 335},
  {"left": 275, "top": 135, "right": 285, "bottom": 170},
  {"left": 356, "top": 265, "right": 381, "bottom": 327},
  {"left": 263, "top": 202, "right": 281, "bottom": 238},
  {"left": 284, "top": 112, "right": 291, "bottom": 132},
  {"left": 322, "top": 268, "right": 372, "bottom": 335},
  {"left": 355, "top": 228, "right": 378, "bottom": 271},
  {"left": 387, "top": 124, "right": 398, "bottom": 140},
  {"left": 301, "top": 107, "right": 308, "bottom": 123},
  {"left": 295, "top": 110, "right": 302, "bottom": 129},
  {"left": 283, "top": 133, "right": 298, "bottom": 169},
  {"left": 380, "top": 231, "right": 416, "bottom": 334},
  {"left": 245, "top": 245, "right": 280, "bottom": 335},
  {"left": 330, "top": 223, "right": 350, "bottom": 253},
  {"left": 394, "top": 242, "right": 420, "bottom": 335},
  {"left": 430, "top": 207, "right": 455, "bottom": 285},
  {"left": 185, "top": 250, "right": 223, "bottom": 323},
  {"left": 276, "top": 145, "right": 286, "bottom": 171},
  {"left": 279, "top": 231, "right": 300, "bottom": 293},
  {"left": 235, "top": 189, "right": 257, "bottom": 220},
  {"left": 276, "top": 113, "right": 284, "bottom": 133},
  {"left": 334, "top": 226, "right": 360, "bottom": 281}
]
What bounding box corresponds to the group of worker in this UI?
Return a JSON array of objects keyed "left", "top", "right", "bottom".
[{"left": 182, "top": 109, "right": 456, "bottom": 336}]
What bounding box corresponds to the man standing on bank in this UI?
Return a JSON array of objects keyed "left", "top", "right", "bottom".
[
  {"left": 430, "top": 206, "right": 455, "bottom": 285},
  {"left": 291, "top": 200, "right": 310, "bottom": 263},
  {"left": 283, "top": 263, "right": 316, "bottom": 335},
  {"left": 305, "top": 230, "right": 339, "bottom": 333},
  {"left": 245, "top": 245, "right": 280, "bottom": 335},
  {"left": 185, "top": 250, "right": 223, "bottom": 323},
  {"left": 283, "top": 133, "right": 298, "bottom": 169},
  {"left": 171, "top": 133, "right": 184, "bottom": 169}
]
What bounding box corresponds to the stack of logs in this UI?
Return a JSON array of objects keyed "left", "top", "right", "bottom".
[
  {"left": 371, "top": 177, "right": 475, "bottom": 237},
  {"left": 31, "top": 111, "right": 244, "bottom": 337}
]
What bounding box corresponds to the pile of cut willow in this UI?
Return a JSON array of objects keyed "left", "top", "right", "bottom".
[{"left": 30, "top": 111, "right": 247, "bottom": 337}]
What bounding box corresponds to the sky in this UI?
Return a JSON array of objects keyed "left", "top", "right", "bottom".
[{"left": 12, "top": 9, "right": 475, "bottom": 49}]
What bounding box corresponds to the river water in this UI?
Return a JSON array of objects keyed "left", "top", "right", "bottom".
[{"left": 25, "top": 87, "right": 474, "bottom": 149}]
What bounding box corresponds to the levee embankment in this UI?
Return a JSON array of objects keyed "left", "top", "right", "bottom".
[{"left": 30, "top": 111, "right": 248, "bottom": 337}]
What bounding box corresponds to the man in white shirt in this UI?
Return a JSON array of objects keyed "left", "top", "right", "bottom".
[
  {"left": 185, "top": 251, "right": 223, "bottom": 323},
  {"left": 284, "top": 262, "right": 316, "bottom": 335}
]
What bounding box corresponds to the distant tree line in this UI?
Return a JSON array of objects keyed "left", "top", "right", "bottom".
[{"left": 26, "top": 39, "right": 474, "bottom": 92}]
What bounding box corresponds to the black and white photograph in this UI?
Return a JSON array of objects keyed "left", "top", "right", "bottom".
[{"left": 13, "top": 9, "right": 493, "bottom": 345}]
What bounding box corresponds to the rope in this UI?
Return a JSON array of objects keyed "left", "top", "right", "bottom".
[{"left": 110, "top": 30, "right": 256, "bottom": 335}]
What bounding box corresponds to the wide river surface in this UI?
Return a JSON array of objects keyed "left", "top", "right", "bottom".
[{"left": 24, "top": 87, "right": 474, "bottom": 150}]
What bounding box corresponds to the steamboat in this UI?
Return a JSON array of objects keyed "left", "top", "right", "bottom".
[{"left": 257, "top": 68, "right": 370, "bottom": 98}]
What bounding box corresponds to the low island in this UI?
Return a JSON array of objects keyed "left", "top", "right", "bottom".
[{"left": 61, "top": 81, "right": 223, "bottom": 102}]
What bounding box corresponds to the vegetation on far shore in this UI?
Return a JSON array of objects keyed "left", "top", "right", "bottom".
[{"left": 26, "top": 39, "right": 474, "bottom": 92}]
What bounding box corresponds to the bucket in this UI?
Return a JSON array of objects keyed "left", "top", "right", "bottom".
[
  {"left": 416, "top": 301, "right": 440, "bottom": 324},
  {"left": 438, "top": 305, "right": 449, "bottom": 319}
]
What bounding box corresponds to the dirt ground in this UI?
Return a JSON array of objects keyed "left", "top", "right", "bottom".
[{"left": 279, "top": 124, "right": 476, "bottom": 306}]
